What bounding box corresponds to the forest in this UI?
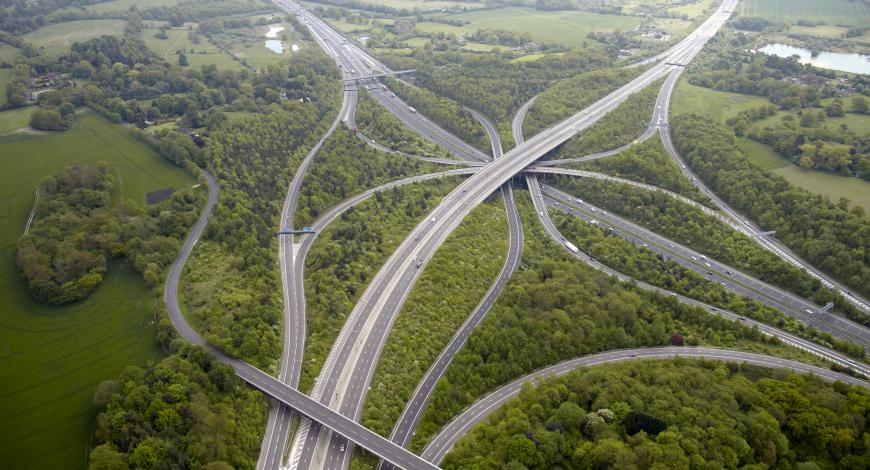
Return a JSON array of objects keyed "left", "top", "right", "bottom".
[
  {"left": 524, "top": 68, "right": 641, "bottom": 137},
  {"left": 294, "top": 127, "right": 443, "bottom": 227},
  {"left": 88, "top": 345, "right": 266, "bottom": 470},
  {"left": 354, "top": 92, "right": 453, "bottom": 161},
  {"left": 671, "top": 114, "right": 870, "bottom": 302},
  {"left": 568, "top": 138, "right": 707, "bottom": 201},
  {"left": 381, "top": 47, "right": 613, "bottom": 136},
  {"left": 363, "top": 199, "right": 508, "bottom": 439},
  {"left": 443, "top": 359, "right": 870, "bottom": 469},
  {"left": 549, "top": 203, "right": 866, "bottom": 359},
  {"left": 301, "top": 178, "right": 463, "bottom": 391},
  {"left": 17, "top": 163, "right": 201, "bottom": 304},
  {"left": 411, "top": 194, "right": 793, "bottom": 452},
  {"left": 545, "top": 77, "right": 661, "bottom": 159}
]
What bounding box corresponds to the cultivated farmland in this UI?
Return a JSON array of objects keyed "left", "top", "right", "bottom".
[
  {"left": 446, "top": 7, "right": 642, "bottom": 48},
  {"left": 0, "top": 110, "right": 196, "bottom": 470},
  {"left": 739, "top": 0, "right": 870, "bottom": 27}
]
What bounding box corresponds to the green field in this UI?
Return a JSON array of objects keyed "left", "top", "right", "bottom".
[
  {"left": 673, "top": 80, "right": 870, "bottom": 214},
  {"left": 739, "top": 0, "right": 870, "bottom": 27},
  {"left": 84, "top": 0, "right": 182, "bottom": 13},
  {"left": 0, "top": 108, "right": 32, "bottom": 133},
  {"left": 446, "top": 7, "right": 642, "bottom": 48},
  {"left": 667, "top": 0, "right": 716, "bottom": 19},
  {"left": 143, "top": 27, "right": 244, "bottom": 70},
  {"left": 413, "top": 21, "right": 472, "bottom": 35},
  {"left": 671, "top": 79, "right": 771, "bottom": 120},
  {"left": 0, "top": 110, "right": 196, "bottom": 469},
  {"left": 23, "top": 20, "right": 128, "bottom": 56}
]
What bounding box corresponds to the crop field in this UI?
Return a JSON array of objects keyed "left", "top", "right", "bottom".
[
  {"left": 739, "top": 0, "right": 870, "bottom": 27},
  {"left": 23, "top": 20, "right": 127, "bottom": 56},
  {"left": 673, "top": 80, "right": 870, "bottom": 215},
  {"left": 447, "top": 7, "right": 642, "bottom": 48},
  {"left": 413, "top": 21, "right": 472, "bottom": 35},
  {"left": 0, "top": 111, "right": 195, "bottom": 469}
]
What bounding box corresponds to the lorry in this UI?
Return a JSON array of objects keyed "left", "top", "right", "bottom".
[{"left": 563, "top": 241, "right": 579, "bottom": 253}]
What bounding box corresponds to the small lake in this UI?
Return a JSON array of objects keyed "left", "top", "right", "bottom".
[
  {"left": 759, "top": 43, "right": 869, "bottom": 75},
  {"left": 265, "top": 25, "right": 285, "bottom": 53}
]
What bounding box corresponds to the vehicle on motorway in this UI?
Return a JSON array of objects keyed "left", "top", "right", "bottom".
[
  {"left": 381, "top": 84, "right": 387, "bottom": 90},
  {"left": 564, "top": 241, "right": 579, "bottom": 253},
  {"left": 391, "top": 92, "right": 396, "bottom": 98},
  {"left": 409, "top": 106, "right": 416, "bottom": 113}
]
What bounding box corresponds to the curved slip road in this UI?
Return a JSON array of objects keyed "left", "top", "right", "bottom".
[
  {"left": 376, "top": 106, "right": 522, "bottom": 470},
  {"left": 541, "top": 183, "right": 870, "bottom": 350},
  {"left": 260, "top": 83, "right": 359, "bottom": 470},
  {"left": 525, "top": 176, "right": 870, "bottom": 376},
  {"left": 163, "top": 169, "right": 448, "bottom": 470},
  {"left": 421, "top": 346, "right": 869, "bottom": 463},
  {"left": 655, "top": 70, "right": 870, "bottom": 315}
]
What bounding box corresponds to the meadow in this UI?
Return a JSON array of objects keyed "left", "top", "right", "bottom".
[
  {"left": 446, "top": 7, "right": 641, "bottom": 48},
  {"left": 84, "top": 0, "right": 182, "bottom": 14},
  {"left": 143, "top": 26, "right": 245, "bottom": 70},
  {"left": 672, "top": 80, "right": 870, "bottom": 214},
  {"left": 0, "top": 110, "right": 195, "bottom": 469},
  {"left": 23, "top": 20, "right": 127, "bottom": 56},
  {"left": 739, "top": 0, "right": 870, "bottom": 27},
  {"left": 666, "top": 0, "right": 716, "bottom": 19}
]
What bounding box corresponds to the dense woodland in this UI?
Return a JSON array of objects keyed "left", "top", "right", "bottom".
[
  {"left": 569, "top": 138, "right": 706, "bottom": 201},
  {"left": 548, "top": 174, "right": 866, "bottom": 327},
  {"left": 443, "top": 360, "right": 870, "bottom": 469},
  {"left": 549, "top": 204, "right": 866, "bottom": 359},
  {"left": 302, "top": 178, "right": 462, "bottom": 391},
  {"left": 354, "top": 92, "right": 453, "bottom": 160},
  {"left": 385, "top": 77, "right": 491, "bottom": 153},
  {"left": 381, "top": 47, "right": 613, "bottom": 135},
  {"left": 687, "top": 31, "right": 869, "bottom": 179},
  {"left": 294, "top": 127, "right": 442, "bottom": 227},
  {"left": 17, "top": 163, "right": 201, "bottom": 304},
  {"left": 524, "top": 68, "right": 640, "bottom": 137},
  {"left": 412, "top": 194, "right": 790, "bottom": 451},
  {"left": 88, "top": 345, "right": 265, "bottom": 470},
  {"left": 671, "top": 114, "right": 870, "bottom": 302},
  {"left": 546, "top": 78, "right": 661, "bottom": 159},
  {"left": 363, "top": 200, "right": 508, "bottom": 438}
]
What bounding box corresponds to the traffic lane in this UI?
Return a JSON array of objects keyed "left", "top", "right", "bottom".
[
  {"left": 541, "top": 188, "right": 870, "bottom": 348},
  {"left": 421, "top": 346, "right": 868, "bottom": 463},
  {"left": 380, "top": 182, "right": 524, "bottom": 470}
]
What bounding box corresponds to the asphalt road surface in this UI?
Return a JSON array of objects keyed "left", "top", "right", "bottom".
[{"left": 162, "top": 169, "right": 451, "bottom": 470}]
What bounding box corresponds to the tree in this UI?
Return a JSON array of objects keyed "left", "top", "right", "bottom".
[
  {"left": 853, "top": 96, "right": 868, "bottom": 114},
  {"left": 178, "top": 50, "right": 188, "bottom": 66},
  {"left": 30, "top": 108, "right": 68, "bottom": 131}
]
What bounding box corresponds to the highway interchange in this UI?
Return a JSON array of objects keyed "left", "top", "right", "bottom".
[{"left": 154, "top": 0, "right": 870, "bottom": 468}]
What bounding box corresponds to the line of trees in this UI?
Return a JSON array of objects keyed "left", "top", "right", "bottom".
[
  {"left": 354, "top": 92, "right": 453, "bottom": 160},
  {"left": 443, "top": 359, "right": 870, "bottom": 469},
  {"left": 672, "top": 114, "right": 870, "bottom": 302},
  {"left": 548, "top": 203, "right": 866, "bottom": 359}
]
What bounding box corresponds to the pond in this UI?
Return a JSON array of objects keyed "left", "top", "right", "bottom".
[
  {"left": 759, "top": 43, "right": 869, "bottom": 75},
  {"left": 265, "top": 25, "right": 285, "bottom": 54}
]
